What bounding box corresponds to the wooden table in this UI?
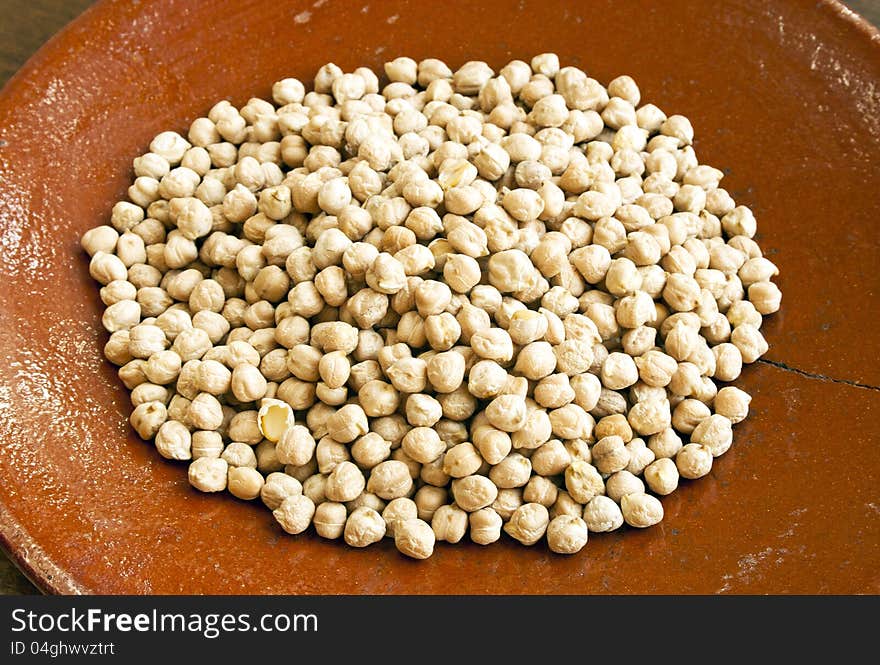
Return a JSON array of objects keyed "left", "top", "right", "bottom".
[{"left": 1, "top": 0, "right": 877, "bottom": 595}]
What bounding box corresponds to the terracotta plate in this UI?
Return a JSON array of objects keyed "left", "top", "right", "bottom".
[{"left": 0, "top": 0, "right": 878, "bottom": 594}]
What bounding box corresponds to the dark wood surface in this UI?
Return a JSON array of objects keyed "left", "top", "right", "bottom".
[{"left": 0, "top": 0, "right": 877, "bottom": 595}]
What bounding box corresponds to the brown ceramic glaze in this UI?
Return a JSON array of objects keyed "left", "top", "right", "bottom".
[{"left": 0, "top": 0, "right": 878, "bottom": 595}]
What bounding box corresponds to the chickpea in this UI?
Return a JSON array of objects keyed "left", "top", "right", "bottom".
[
  {"left": 469, "top": 507, "right": 503, "bottom": 545},
  {"left": 395, "top": 518, "right": 436, "bottom": 559},
  {"left": 325, "top": 461, "right": 367, "bottom": 502},
  {"left": 621, "top": 492, "right": 664, "bottom": 528},
  {"left": 714, "top": 386, "right": 751, "bottom": 424},
  {"left": 228, "top": 466, "right": 265, "bottom": 501},
  {"left": 452, "top": 475, "right": 498, "bottom": 512},
  {"left": 485, "top": 394, "right": 528, "bottom": 432},
  {"left": 344, "top": 506, "right": 386, "bottom": 547},
  {"left": 367, "top": 460, "right": 414, "bottom": 500},
  {"left": 272, "top": 495, "right": 316, "bottom": 535},
  {"left": 676, "top": 443, "right": 714, "bottom": 479},
  {"left": 260, "top": 472, "right": 303, "bottom": 510},
  {"left": 401, "top": 427, "right": 445, "bottom": 464},
  {"left": 565, "top": 460, "right": 605, "bottom": 504},
  {"left": 504, "top": 503, "right": 550, "bottom": 545},
  {"left": 312, "top": 502, "right": 347, "bottom": 540},
  {"left": 546, "top": 515, "right": 590, "bottom": 554},
  {"left": 582, "top": 495, "right": 624, "bottom": 533}
]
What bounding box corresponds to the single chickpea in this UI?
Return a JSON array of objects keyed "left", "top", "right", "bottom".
[
  {"left": 523, "top": 475, "right": 559, "bottom": 507},
  {"left": 228, "top": 466, "right": 265, "bottom": 501},
  {"left": 504, "top": 503, "right": 550, "bottom": 546},
  {"left": 358, "top": 380, "right": 400, "bottom": 417},
  {"left": 594, "top": 413, "right": 633, "bottom": 442},
  {"left": 155, "top": 420, "right": 192, "bottom": 460},
  {"left": 469, "top": 507, "right": 503, "bottom": 545},
  {"left": 514, "top": 341, "right": 557, "bottom": 380},
  {"left": 302, "top": 473, "right": 328, "bottom": 505},
  {"left": 230, "top": 363, "right": 268, "bottom": 402},
  {"left": 260, "top": 472, "right": 303, "bottom": 510},
  {"left": 324, "top": 461, "right": 367, "bottom": 502},
  {"left": 485, "top": 394, "right": 528, "bottom": 432},
  {"left": 273, "top": 494, "right": 316, "bottom": 535},
  {"left": 714, "top": 386, "right": 751, "bottom": 423},
  {"left": 620, "top": 492, "right": 664, "bottom": 528},
  {"left": 312, "top": 502, "right": 347, "bottom": 540},
  {"left": 591, "top": 435, "right": 631, "bottom": 474},
  {"left": 625, "top": 437, "right": 656, "bottom": 476},
  {"left": 443, "top": 253, "right": 482, "bottom": 293},
  {"left": 601, "top": 352, "right": 640, "bottom": 390},
  {"left": 548, "top": 490, "right": 581, "bottom": 520},
  {"left": 188, "top": 457, "right": 229, "bottom": 493},
  {"left": 401, "top": 427, "right": 445, "bottom": 464},
  {"left": 605, "top": 470, "right": 646, "bottom": 503},
  {"left": 565, "top": 459, "right": 606, "bottom": 504},
  {"left": 628, "top": 399, "right": 672, "bottom": 436},
  {"left": 367, "top": 460, "right": 414, "bottom": 500},
  {"left": 222, "top": 442, "right": 258, "bottom": 469},
  {"left": 344, "top": 506, "right": 386, "bottom": 547},
  {"left": 451, "top": 475, "right": 498, "bottom": 512},
  {"left": 546, "top": 515, "right": 590, "bottom": 554},
  {"left": 325, "top": 404, "right": 368, "bottom": 443},
  {"left": 690, "top": 413, "right": 734, "bottom": 457},
  {"left": 426, "top": 351, "right": 466, "bottom": 393},
  {"left": 548, "top": 403, "right": 594, "bottom": 440},
  {"left": 712, "top": 342, "right": 743, "bottom": 382},
  {"left": 534, "top": 374, "right": 575, "bottom": 409},
  {"left": 676, "top": 443, "right": 714, "bottom": 479},
  {"left": 276, "top": 424, "right": 317, "bottom": 466},
  {"left": 580, "top": 495, "right": 622, "bottom": 533},
  {"left": 530, "top": 439, "right": 572, "bottom": 477},
  {"left": 489, "top": 453, "right": 532, "bottom": 489},
  {"left": 442, "top": 442, "right": 483, "bottom": 478},
  {"left": 644, "top": 425, "right": 681, "bottom": 459},
  {"left": 644, "top": 458, "right": 679, "bottom": 496},
  {"left": 395, "top": 518, "right": 436, "bottom": 559}
]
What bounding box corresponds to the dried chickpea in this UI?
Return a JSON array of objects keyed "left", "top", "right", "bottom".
[
  {"left": 367, "top": 460, "right": 414, "bottom": 500},
  {"left": 382, "top": 497, "right": 419, "bottom": 537},
  {"left": 228, "top": 466, "right": 265, "bottom": 501},
  {"left": 644, "top": 458, "right": 679, "bottom": 496},
  {"left": 395, "top": 518, "right": 436, "bottom": 559},
  {"left": 269, "top": 494, "right": 314, "bottom": 535},
  {"left": 452, "top": 475, "right": 498, "bottom": 512},
  {"left": 188, "top": 457, "right": 229, "bottom": 493},
  {"left": 546, "top": 515, "right": 590, "bottom": 554},
  {"left": 260, "top": 472, "right": 303, "bottom": 510},
  {"left": 676, "top": 443, "right": 714, "bottom": 479},
  {"left": 581, "top": 495, "right": 623, "bottom": 533},
  {"left": 714, "top": 386, "right": 751, "bottom": 423},
  {"left": 504, "top": 503, "right": 550, "bottom": 545},
  {"left": 565, "top": 460, "right": 605, "bottom": 504},
  {"left": 325, "top": 461, "right": 367, "bottom": 502},
  {"left": 469, "top": 507, "right": 503, "bottom": 545},
  {"left": 344, "top": 507, "right": 386, "bottom": 547},
  {"left": 313, "top": 502, "right": 347, "bottom": 540},
  {"left": 621, "top": 492, "right": 664, "bottom": 528}
]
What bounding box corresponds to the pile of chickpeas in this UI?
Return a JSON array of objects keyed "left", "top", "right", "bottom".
[{"left": 82, "top": 54, "right": 781, "bottom": 559}]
